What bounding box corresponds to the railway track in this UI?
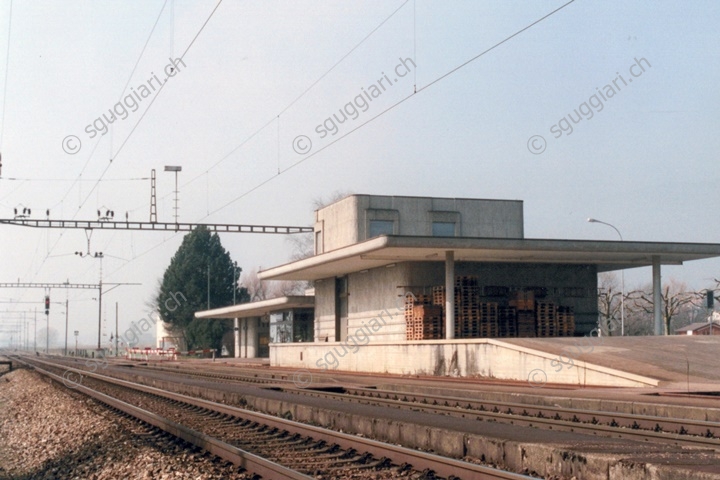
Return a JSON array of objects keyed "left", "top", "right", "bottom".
[
  {"left": 88, "top": 357, "right": 720, "bottom": 450},
  {"left": 14, "top": 355, "right": 536, "bottom": 480}
]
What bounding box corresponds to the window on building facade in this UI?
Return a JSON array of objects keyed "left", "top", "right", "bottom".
[
  {"left": 432, "top": 221, "right": 455, "bottom": 237},
  {"left": 369, "top": 220, "right": 395, "bottom": 238}
]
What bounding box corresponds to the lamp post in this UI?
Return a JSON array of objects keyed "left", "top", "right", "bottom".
[{"left": 588, "top": 218, "right": 625, "bottom": 336}]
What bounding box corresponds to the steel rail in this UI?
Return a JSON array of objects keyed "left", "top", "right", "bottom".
[
  {"left": 288, "top": 386, "right": 720, "bottom": 449},
  {"left": 20, "top": 355, "right": 537, "bottom": 480},
  {"left": 47, "top": 356, "right": 720, "bottom": 447},
  {"left": 19, "top": 359, "right": 312, "bottom": 479},
  {"left": 107, "top": 359, "right": 720, "bottom": 444}
]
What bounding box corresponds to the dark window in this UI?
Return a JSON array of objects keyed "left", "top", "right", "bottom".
[
  {"left": 432, "top": 222, "right": 455, "bottom": 237},
  {"left": 369, "top": 220, "right": 394, "bottom": 237}
]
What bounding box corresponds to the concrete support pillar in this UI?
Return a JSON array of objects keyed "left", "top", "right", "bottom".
[
  {"left": 233, "top": 317, "right": 240, "bottom": 358},
  {"left": 445, "top": 250, "right": 455, "bottom": 339},
  {"left": 652, "top": 256, "right": 663, "bottom": 335},
  {"left": 242, "top": 317, "right": 258, "bottom": 358}
]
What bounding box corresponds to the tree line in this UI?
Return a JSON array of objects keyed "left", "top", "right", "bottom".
[{"left": 598, "top": 272, "right": 718, "bottom": 336}]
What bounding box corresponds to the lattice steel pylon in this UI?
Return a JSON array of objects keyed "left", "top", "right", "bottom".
[{"left": 149, "top": 169, "right": 157, "bottom": 223}]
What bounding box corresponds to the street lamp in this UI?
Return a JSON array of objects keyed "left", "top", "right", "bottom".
[{"left": 588, "top": 218, "right": 625, "bottom": 336}]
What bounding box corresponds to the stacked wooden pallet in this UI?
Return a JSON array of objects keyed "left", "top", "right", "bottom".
[
  {"left": 498, "top": 306, "right": 517, "bottom": 337},
  {"left": 509, "top": 290, "right": 535, "bottom": 311},
  {"left": 557, "top": 306, "right": 575, "bottom": 337},
  {"left": 405, "top": 294, "right": 433, "bottom": 340},
  {"left": 409, "top": 283, "right": 578, "bottom": 339},
  {"left": 408, "top": 305, "right": 444, "bottom": 340},
  {"left": 432, "top": 286, "right": 445, "bottom": 306},
  {"left": 517, "top": 311, "right": 536, "bottom": 337},
  {"left": 535, "top": 302, "right": 557, "bottom": 337},
  {"left": 454, "top": 276, "right": 480, "bottom": 338},
  {"left": 478, "top": 302, "right": 499, "bottom": 337}
]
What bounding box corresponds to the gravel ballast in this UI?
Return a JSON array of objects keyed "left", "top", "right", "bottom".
[{"left": 0, "top": 368, "right": 250, "bottom": 479}]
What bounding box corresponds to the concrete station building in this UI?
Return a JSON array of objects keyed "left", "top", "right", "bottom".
[{"left": 196, "top": 194, "right": 720, "bottom": 385}]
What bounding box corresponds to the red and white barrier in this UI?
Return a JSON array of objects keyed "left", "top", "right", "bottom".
[
  {"left": 124, "top": 347, "right": 217, "bottom": 361},
  {"left": 125, "top": 347, "right": 178, "bottom": 361}
]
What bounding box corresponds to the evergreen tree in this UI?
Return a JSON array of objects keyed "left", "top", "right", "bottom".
[{"left": 157, "top": 226, "right": 248, "bottom": 350}]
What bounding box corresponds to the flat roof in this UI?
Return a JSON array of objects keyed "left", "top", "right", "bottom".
[
  {"left": 195, "top": 296, "right": 314, "bottom": 319},
  {"left": 259, "top": 235, "right": 720, "bottom": 281},
  {"left": 321, "top": 193, "right": 523, "bottom": 206}
]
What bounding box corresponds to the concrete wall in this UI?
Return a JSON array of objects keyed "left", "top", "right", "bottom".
[
  {"left": 314, "top": 279, "right": 336, "bottom": 341},
  {"left": 270, "top": 339, "right": 657, "bottom": 388},
  {"left": 346, "top": 263, "right": 411, "bottom": 342},
  {"left": 313, "top": 263, "right": 411, "bottom": 342},
  {"left": 314, "top": 195, "right": 524, "bottom": 253}
]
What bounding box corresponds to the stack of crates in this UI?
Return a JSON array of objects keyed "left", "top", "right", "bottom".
[
  {"left": 405, "top": 294, "right": 433, "bottom": 340},
  {"left": 454, "top": 276, "right": 480, "bottom": 338},
  {"left": 498, "top": 306, "right": 517, "bottom": 337},
  {"left": 510, "top": 291, "right": 536, "bottom": 337},
  {"left": 557, "top": 306, "right": 575, "bottom": 337},
  {"left": 535, "top": 302, "right": 558, "bottom": 337},
  {"left": 410, "top": 305, "right": 444, "bottom": 340},
  {"left": 509, "top": 290, "right": 535, "bottom": 311},
  {"left": 478, "top": 302, "right": 499, "bottom": 337},
  {"left": 517, "top": 312, "right": 536, "bottom": 337},
  {"left": 432, "top": 286, "right": 445, "bottom": 307}
]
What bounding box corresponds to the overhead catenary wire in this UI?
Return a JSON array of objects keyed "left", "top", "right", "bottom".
[
  {"left": 11, "top": 1, "right": 221, "bottom": 312},
  {"left": 103, "top": 0, "right": 577, "bottom": 280},
  {"left": 0, "top": 0, "right": 13, "bottom": 177},
  {"left": 144, "top": 0, "right": 414, "bottom": 206},
  {"left": 33, "top": 0, "right": 223, "bottom": 282},
  {"left": 202, "top": 0, "right": 577, "bottom": 218}
]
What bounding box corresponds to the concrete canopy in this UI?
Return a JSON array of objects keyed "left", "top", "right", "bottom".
[
  {"left": 258, "top": 235, "right": 720, "bottom": 281},
  {"left": 195, "top": 296, "right": 314, "bottom": 319}
]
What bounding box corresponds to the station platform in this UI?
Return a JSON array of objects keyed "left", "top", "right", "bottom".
[
  {"left": 504, "top": 335, "right": 720, "bottom": 388},
  {"left": 267, "top": 335, "right": 720, "bottom": 389}
]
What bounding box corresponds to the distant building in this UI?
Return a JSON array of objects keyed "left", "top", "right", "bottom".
[
  {"left": 675, "top": 320, "right": 720, "bottom": 336},
  {"left": 156, "top": 316, "right": 181, "bottom": 349}
]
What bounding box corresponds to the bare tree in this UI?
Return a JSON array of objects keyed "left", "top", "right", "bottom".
[
  {"left": 629, "top": 279, "right": 697, "bottom": 335},
  {"left": 241, "top": 268, "right": 307, "bottom": 301},
  {"left": 597, "top": 272, "right": 622, "bottom": 336},
  {"left": 285, "top": 190, "right": 353, "bottom": 262}
]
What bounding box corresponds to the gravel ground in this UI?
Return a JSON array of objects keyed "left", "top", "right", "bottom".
[{"left": 0, "top": 368, "right": 252, "bottom": 479}]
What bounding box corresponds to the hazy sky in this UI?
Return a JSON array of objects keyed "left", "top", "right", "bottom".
[{"left": 0, "top": 0, "right": 718, "bottom": 347}]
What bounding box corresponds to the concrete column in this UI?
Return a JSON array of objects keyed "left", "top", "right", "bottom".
[
  {"left": 652, "top": 256, "right": 663, "bottom": 335},
  {"left": 243, "top": 317, "right": 258, "bottom": 358},
  {"left": 233, "top": 317, "right": 240, "bottom": 358},
  {"left": 445, "top": 250, "right": 455, "bottom": 339}
]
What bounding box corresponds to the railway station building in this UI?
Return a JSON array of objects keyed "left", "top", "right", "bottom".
[{"left": 196, "top": 194, "right": 720, "bottom": 384}]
